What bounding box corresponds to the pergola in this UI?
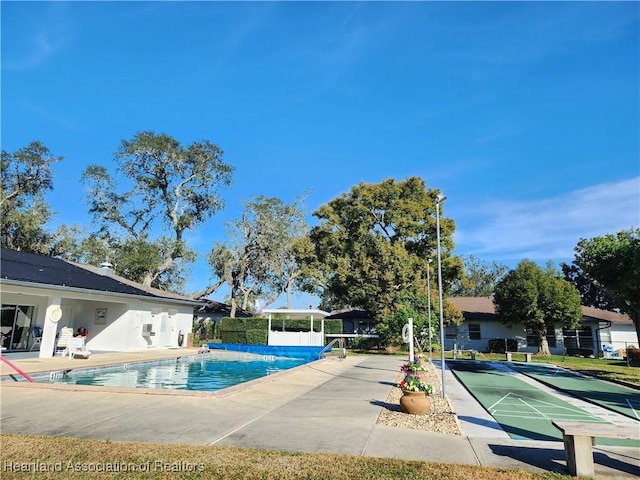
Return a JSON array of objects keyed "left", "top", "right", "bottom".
[{"left": 261, "top": 308, "right": 330, "bottom": 346}]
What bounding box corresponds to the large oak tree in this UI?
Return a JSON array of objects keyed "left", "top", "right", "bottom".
[
  {"left": 81, "top": 131, "right": 233, "bottom": 290},
  {"left": 200, "top": 195, "right": 309, "bottom": 316},
  {"left": 1, "top": 141, "right": 75, "bottom": 255},
  {"left": 565, "top": 229, "right": 640, "bottom": 342},
  {"left": 494, "top": 260, "right": 582, "bottom": 355},
  {"left": 306, "top": 176, "right": 462, "bottom": 320}
]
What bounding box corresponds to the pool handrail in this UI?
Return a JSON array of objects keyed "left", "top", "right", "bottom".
[
  {"left": 321, "top": 338, "right": 346, "bottom": 360},
  {"left": 0, "top": 353, "right": 35, "bottom": 382}
]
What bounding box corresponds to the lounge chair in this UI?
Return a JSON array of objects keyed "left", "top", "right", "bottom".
[
  {"left": 29, "top": 326, "right": 43, "bottom": 351},
  {"left": 55, "top": 327, "right": 74, "bottom": 355},
  {"left": 65, "top": 337, "right": 91, "bottom": 359}
]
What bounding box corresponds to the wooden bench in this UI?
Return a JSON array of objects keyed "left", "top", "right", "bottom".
[
  {"left": 505, "top": 352, "right": 532, "bottom": 362},
  {"left": 552, "top": 421, "right": 640, "bottom": 478}
]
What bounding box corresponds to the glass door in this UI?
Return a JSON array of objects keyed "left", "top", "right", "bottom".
[{"left": 1, "top": 305, "right": 35, "bottom": 351}]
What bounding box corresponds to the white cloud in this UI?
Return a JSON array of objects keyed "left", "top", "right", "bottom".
[
  {"left": 2, "top": 4, "right": 69, "bottom": 71},
  {"left": 455, "top": 177, "right": 640, "bottom": 261},
  {"left": 23, "top": 102, "right": 80, "bottom": 131}
]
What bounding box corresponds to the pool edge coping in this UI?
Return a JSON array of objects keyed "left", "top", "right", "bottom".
[{"left": 0, "top": 357, "right": 329, "bottom": 398}]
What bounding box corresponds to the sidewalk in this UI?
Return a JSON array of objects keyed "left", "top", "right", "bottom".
[{"left": 1, "top": 352, "right": 638, "bottom": 478}]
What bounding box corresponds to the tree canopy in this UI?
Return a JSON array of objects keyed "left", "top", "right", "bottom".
[
  {"left": 306, "top": 176, "right": 462, "bottom": 320},
  {"left": 565, "top": 229, "right": 640, "bottom": 341},
  {"left": 451, "top": 255, "right": 508, "bottom": 297},
  {"left": 493, "top": 260, "right": 582, "bottom": 355},
  {"left": 201, "top": 195, "right": 309, "bottom": 315},
  {"left": 0, "top": 141, "right": 74, "bottom": 255},
  {"left": 80, "top": 131, "right": 233, "bottom": 289}
]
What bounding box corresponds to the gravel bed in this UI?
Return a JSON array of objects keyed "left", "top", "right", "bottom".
[{"left": 376, "top": 361, "right": 461, "bottom": 435}]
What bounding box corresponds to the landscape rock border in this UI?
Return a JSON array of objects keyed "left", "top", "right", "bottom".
[{"left": 376, "top": 361, "right": 461, "bottom": 435}]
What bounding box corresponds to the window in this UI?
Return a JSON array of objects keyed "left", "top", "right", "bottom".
[
  {"left": 445, "top": 326, "right": 457, "bottom": 340},
  {"left": 468, "top": 324, "right": 481, "bottom": 340},
  {"left": 563, "top": 327, "right": 593, "bottom": 350},
  {"left": 526, "top": 326, "right": 557, "bottom": 348}
]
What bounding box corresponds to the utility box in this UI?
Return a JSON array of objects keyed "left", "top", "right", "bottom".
[{"left": 142, "top": 324, "right": 153, "bottom": 337}]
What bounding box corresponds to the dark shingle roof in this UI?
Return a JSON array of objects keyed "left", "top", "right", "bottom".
[
  {"left": 325, "top": 308, "right": 374, "bottom": 320},
  {"left": 0, "top": 248, "right": 197, "bottom": 304},
  {"left": 449, "top": 296, "right": 633, "bottom": 326},
  {"left": 197, "top": 299, "right": 252, "bottom": 317}
]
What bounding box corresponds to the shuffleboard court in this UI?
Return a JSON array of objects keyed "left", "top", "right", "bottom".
[
  {"left": 508, "top": 362, "right": 640, "bottom": 421},
  {"left": 448, "top": 361, "right": 638, "bottom": 446}
]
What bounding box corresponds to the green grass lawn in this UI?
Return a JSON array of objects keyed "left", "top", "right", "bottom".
[{"left": 0, "top": 434, "right": 574, "bottom": 480}]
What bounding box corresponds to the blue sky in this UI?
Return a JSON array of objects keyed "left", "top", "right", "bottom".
[{"left": 2, "top": 1, "right": 639, "bottom": 309}]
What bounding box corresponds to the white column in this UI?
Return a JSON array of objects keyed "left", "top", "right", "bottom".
[{"left": 40, "top": 298, "right": 62, "bottom": 358}]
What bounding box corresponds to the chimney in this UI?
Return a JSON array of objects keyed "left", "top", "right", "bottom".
[{"left": 99, "top": 262, "right": 113, "bottom": 277}]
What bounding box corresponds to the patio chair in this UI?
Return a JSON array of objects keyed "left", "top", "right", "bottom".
[
  {"left": 65, "top": 337, "right": 91, "bottom": 359},
  {"left": 29, "top": 326, "right": 43, "bottom": 351},
  {"left": 55, "top": 327, "right": 74, "bottom": 355}
]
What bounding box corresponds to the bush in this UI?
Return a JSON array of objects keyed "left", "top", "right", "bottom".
[
  {"left": 246, "top": 329, "right": 268, "bottom": 345},
  {"left": 350, "top": 336, "right": 382, "bottom": 350},
  {"left": 626, "top": 345, "right": 640, "bottom": 361}
]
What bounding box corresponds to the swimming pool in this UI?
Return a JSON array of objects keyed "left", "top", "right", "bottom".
[{"left": 41, "top": 352, "right": 310, "bottom": 392}]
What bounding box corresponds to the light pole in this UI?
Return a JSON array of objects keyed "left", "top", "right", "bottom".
[
  {"left": 436, "top": 193, "right": 446, "bottom": 399},
  {"left": 427, "top": 258, "right": 432, "bottom": 362}
]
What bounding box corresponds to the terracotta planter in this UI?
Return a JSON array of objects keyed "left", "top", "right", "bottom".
[{"left": 400, "top": 391, "right": 431, "bottom": 415}]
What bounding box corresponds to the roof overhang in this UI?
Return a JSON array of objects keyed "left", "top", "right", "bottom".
[
  {"left": 1, "top": 279, "right": 204, "bottom": 307},
  {"left": 261, "top": 308, "right": 330, "bottom": 318}
]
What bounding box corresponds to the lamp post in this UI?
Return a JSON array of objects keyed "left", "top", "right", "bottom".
[
  {"left": 436, "top": 193, "right": 447, "bottom": 399},
  {"left": 427, "top": 258, "right": 432, "bottom": 362}
]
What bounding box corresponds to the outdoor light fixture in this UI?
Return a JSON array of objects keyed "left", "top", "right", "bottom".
[
  {"left": 435, "top": 194, "right": 447, "bottom": 398},
  {"left": 427, "top": 258, "right": 432, "bottom": 362}
]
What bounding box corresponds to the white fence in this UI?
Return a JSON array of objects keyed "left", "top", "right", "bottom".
[{"left": 268, "top": 331, "right": 324, "bottom": 347}]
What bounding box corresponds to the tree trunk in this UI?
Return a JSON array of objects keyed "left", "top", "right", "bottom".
[
  {"left": 229, "top": 298, "right": 237, "bottom": 318},
  {"left": 537, "top": 334, "right": 551, "bottom": 355},
  {"left": 286, "top": 282, "right": 293, "bottom": 309},
  {"left": 632, "top": 311, "right": 640, "bottom": 349}
]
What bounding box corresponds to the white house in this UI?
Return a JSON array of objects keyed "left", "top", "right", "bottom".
[
  {"left": 448, "top": 297, "right": 638, "bottom": 357},
  {"left": 1, "top": 248, "right": 202, "bottom": 357}
]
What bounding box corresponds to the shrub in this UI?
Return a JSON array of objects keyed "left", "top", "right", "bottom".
[
  {"left": 626, "top": 345, "right": 640, "bottom": 361},
  {"left": 350, "top": 336, "right": 382, "bottom": 350}
]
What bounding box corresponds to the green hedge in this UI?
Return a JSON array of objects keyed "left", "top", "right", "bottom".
[{"left": 217, "top": 316, "right": 343, "bottom": 345}]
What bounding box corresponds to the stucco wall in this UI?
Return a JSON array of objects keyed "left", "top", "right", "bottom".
[{"left": 1, "top": 284, "right": 194, "bottom": 354}]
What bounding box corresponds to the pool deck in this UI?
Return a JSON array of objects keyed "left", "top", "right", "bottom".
[{"left": 1, "top": 350, "right": 638, "bottom": 478}]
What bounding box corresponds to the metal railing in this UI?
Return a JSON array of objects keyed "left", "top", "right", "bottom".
[{"left": 320, "top": 338, "right": 346, "bottom": 360}]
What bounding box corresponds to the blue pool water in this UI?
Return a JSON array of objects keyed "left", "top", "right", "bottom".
[{"left": 43, "top": 353, "right": 309, "bottom": 392}]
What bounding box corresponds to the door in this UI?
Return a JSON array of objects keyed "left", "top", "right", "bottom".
[{"left": 1, "top": 305, "right": 36, "bottom": 351}]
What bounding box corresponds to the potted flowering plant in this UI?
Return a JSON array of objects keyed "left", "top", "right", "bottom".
[
  {"left": 398, "top": 375, "right": 433, "bottom": 394},
  {"left": 400, "top": 360, "right": 426, "bottom": 374},
  {"left": 398, "top": 370, "right": 433, "bottom": 415}
]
